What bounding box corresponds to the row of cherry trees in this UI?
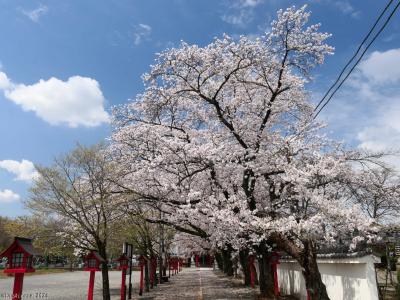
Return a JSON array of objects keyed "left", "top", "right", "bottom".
[
  {"left": 109, "top": 6, "right": 400, "bottom": 299},
  {"left": 27, "top": 144, "right": 177, "bottom": 300}
]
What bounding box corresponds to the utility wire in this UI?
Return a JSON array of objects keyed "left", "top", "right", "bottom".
[
  {"left": 313, "top": 0, "right": 400, "bottom": 119},
  {"left": 314, "top": 0, "right": 395, "bottom": 112}
]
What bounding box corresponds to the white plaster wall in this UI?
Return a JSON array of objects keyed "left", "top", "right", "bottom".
[{"left": 277, "top": 255, "right": 380, "bottom": 300}]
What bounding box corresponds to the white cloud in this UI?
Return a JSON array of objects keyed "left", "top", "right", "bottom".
[
  {"left": 313, "top": 0, "right": 360, "bottom": 19},
  {"left": 227, "top": 0, "right": 264, "bottom": 8},
  {"left": 334, "top": 1, "right": 353, "bottom": 14},
  {"left": 221, "top": 0, "right": 264, "bottom": 27},
  {"left": 238, "top": 0, "right": 264, "bottom": 7},
  {"left": 383, "top": 33, "right": 400, "bottom": 43},
  {"left": 355, "top": 49, "right": 400, "bottom": 154},
  {"left": 222, "top": 10, "right": 254, "bottom": 27},
  {"left": 358, "top": 49, "right": 400, "bottom": 84},
  {"left": 0, "top": 73, "right": 109, "bottom": 127},
  {"left": 21, "top": 4, "right": 49, "bottom": 23},
  {"left": 320, "top": 48, "right": 400, "bottom": 168},
  {"left": 0, "top": 72, "right": 11, "bottom": 89},
  {"left": 356, "top": 94, "right": 400, "bottom": 152},
  {"left": 0, "top": 189, "right": 20, "bottom": 203},
  {"left": 0, "top": 159, "right": 39, "bottom": 183},
  {"left": 133, "top": 24, "right": 152, "bottom": 46}
]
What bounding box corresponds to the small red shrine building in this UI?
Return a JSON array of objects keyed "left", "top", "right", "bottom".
[
  {"left": 83, "top": 250, "right": 105, "bottom": 272},
  {"left": 0, "top": 237, "right": 39, "bottom": 273},
  {"left": 116, "top": 253, "right": 129, "bottom": 270}
]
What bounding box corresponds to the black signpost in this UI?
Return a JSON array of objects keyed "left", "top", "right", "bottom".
[{"left": 123, "top": 242, "right": 133, "bottom": 299}]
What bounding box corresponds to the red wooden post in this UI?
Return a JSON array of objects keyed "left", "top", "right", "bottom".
[
  {"left": 248, "top": 255, "right": 255, "bottom": 288},
  {"left": 116, "top": 253, "right": 129, "bottom": 300},
  {"left": 195, "top": 255, "right": 199, "bottom": 268},
  {"left": 273, "top": 263, "right": 279, "bottom": 297},
  {"left": 173, "top": 258, "right": 177, "bottom": 274},
  {"left": 88, "top": 270, "right": 95, "bottom": 300},
  {"left": 12, "top": 273, "right": 24, "bottom": 300},
  {"left": 120, "top": 269, "right": 126, "bottom": 300},
  {"left": 306, "top": 289, "right": 316, "bottom": 300},
  {"left": 83, "top": 250, "right": 105, "bottom": 300},
  {"left": 271, "top": 251, "right": 280, "bottom": 297}
]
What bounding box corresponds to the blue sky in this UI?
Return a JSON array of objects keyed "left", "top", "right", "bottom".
[{"left": 0, "top": 0, "right": 399, "bottom": 217}]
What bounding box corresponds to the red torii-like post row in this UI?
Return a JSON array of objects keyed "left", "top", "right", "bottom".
[
  {"left": 176, "top": 257, "right": 179, "bottom": 273},
  {"left": 0, "top": 237, "right": 39, "bottom": 300},
  {"left": 138, "top": 255, "right": 146, "bottom": 296},
  {"left": 83, "top": 250, "right": 105, "bottom": 300},
  {"left": 248, "top": 255, "right": 256, "bottom": 288},
  {"left": 205, "top": 255, "right": 214, "bottom": 268},
  {"left": 270, "top": 251, "right": 280, "bottom": 298},
  {"left": 247, "top": 252, "right": 280, "bottom": 297},
  {"left": 171, "top": 257, "right": 177, "bottom": 275}
]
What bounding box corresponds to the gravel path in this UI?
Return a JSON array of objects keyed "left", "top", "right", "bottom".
[
  {"left": 130, "top": 267, "right": 257, "bottom": 300},
  {"left": 0, "top": 268, "right": 257, "bottom": 300},
  {"left": 0, "top": 270, "right": 140, "bottom": 300}
]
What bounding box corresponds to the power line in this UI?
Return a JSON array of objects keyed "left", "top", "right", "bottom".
[
  {"left": 313, "top": 0, "right": 400, "bottom": 119},
  {"left": 314, "top": 0, "right": 395, "bottom": 112}
]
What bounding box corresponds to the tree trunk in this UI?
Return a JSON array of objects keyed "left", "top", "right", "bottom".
[
  {"left": 257, "top": 243, "right": 275, "bottom": 298},
  {"left": 239, "top": 249, "right": 251, "bottom": 286},
  {"left": 221, "top": 248, "right": 234, "bottom": 276},
  {"left": 299, "top": 240, "right": 330, "bottom": 300},
  {"left": 215, "top": 252, "right": 224, "bottom": 271},
  {"left": 98, "top": 246, "right": 111, "bottom": 300},
  {"left": 69, "top": 257, "right": 73, "bottom": 272},
  {"left": 270, "top": 233, "right": 331, "bottom": 300},
  {"left": 101, "top": 262, "right": 111, "bottom": 300}
]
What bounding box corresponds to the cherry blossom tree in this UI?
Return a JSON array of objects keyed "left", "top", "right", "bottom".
[
  {"left": 27, "top": 144, "right": 127, "bottom": 300},
  {"left": 110, "top": 6, "right": 393, "bottom": 299},
  {"left": 347, "top": 167, "right": 400, "bottom": 223}
]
